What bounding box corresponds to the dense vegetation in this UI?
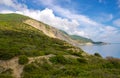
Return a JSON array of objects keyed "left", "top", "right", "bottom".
[
  {"left": 23, "top": 55, "right": 120, "bottom": 78},
  {"left": 0, "top": 14, "right": 81, "bottom": 60},
  {"left": 0, "top": 14, "right": 120, "bottom": 78}
]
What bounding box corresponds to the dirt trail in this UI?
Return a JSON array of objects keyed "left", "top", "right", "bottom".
[
  {"left": 0, "top": 54, "right": 54, "bottom": 78},
  {"left": 0, "top": 57, "right": 23, "bottom": 78},
  {"left": 0, "top": 54, "right": 78, "bottom": 78},
  {"left": 28, "top": 54, "right": 54, "bottom": 64}
]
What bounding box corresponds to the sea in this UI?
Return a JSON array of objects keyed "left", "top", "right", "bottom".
[{"left": 80, "top": 43, "right": 120, "bottom": 58}]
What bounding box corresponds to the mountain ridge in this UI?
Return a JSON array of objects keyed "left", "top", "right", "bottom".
[{"left": 1, "top": 13, "right": 103, "bottom": 46}]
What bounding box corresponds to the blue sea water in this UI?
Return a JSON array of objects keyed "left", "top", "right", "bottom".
[{"left": 80, "top": 43, "right": 120, "bottom": 58}]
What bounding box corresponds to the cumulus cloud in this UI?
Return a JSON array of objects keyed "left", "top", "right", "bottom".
[
  {"left": 113, "top": 19, "right": 120, "bottom": 27},
  {"left": 0, "top": 0, "right": 27, "bottom": 10},
  {"left": 0, "top": 0, "right": 120, "bottom": 42},
  {"left": 93, "top": 13, "right": 113, "bottom": 23},
  {"left": 37, "top": 0, "right": 97, "bottom": 26}
]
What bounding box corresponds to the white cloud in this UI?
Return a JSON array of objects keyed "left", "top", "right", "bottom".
[
  {"left": 0, "top": 0, "right": 14, "bottom": 6},
  {"left": 117, "top": 0, "right": 120, "bottom": 8},
  {"left": 99, "top": 26, "right": 120, "bottom": 42},
  {"left": 0, "top": 10, "right": 14, "bottom": 13},
  {"left": 0, "top": 0, "right": 27, "bottom": 10},
  {"left": 93, "top": 13, "right": 113, "bottom": 23},
  {"left": 36, "top": 0, "right": 99, "bottom": 27},
  {"left": 113, "top": 19, "right": 120, "bottom": 27}
]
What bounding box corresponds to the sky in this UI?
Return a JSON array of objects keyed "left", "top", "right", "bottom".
[{"left": 0, "top": 0, "right": 120, "bottom": 42}]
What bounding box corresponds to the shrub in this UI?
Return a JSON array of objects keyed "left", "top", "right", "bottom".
[
  {"left": 23, "top": 64, "right": 37, "bottom": 72},
  {"left": 23, "top": 74, "right": 43, "bottom": 78},
  {"left": 49, "top": 55, "right": 67, "bottom": 64},
  {"left": 64, "top": 69, "right": 79, "bottom": 76},
  {"left": 94, "top": 53, "right": 102, "bottom": 57},
  {"left": 0, "top": 52, "right": 14, "bottom": 60},
  {"left": 50, "top": 55, "right": 80, "bottom": 65},
  {"left": 18, "top": 55, "right": 29, "bottom": 65},
  {"left": 70, "top": 52, "right": 82, "bottom": 57},
  {"left": 1, "top": 68, "right": 13, "bottom": 74},
  {"left": 0, "top": 74, "right": 13, "bottom": 78},
  {"left": 65, "top": 58, "right": 79, "bottom": 64},
  {"left": 105, "top": 56, "right": 120, "bottom": 68},
  {"left": 0, "top": 48, "right": 19, "bottom": 60},
  {"left": 77, "top": 58, "right": 87, "bottom": 63},
  {"left": 40, "top": 63, "right": 53, "bottom": 70}
]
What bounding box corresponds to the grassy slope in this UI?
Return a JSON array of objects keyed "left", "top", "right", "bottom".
[
  {"left": 70, "top": 35, "right": 93, "bottom": 43},
  {"left": 60, "top": 30, "right": 105, "bottom": 44},
  {"left": 0, "top": 13, "right": 82, "bottom": 60},
  {"left": 60, "top": 30, "right": 93, "bottom": 43},
  {"left": 0, "top": 14, "right": 120, "bottom": 78}
]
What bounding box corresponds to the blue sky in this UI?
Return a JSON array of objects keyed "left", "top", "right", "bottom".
[{"left": 0, "top": 0, "right": 120, "bottom": 42}]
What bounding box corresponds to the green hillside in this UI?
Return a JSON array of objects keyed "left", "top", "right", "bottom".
[
  {"left": 0, "top": 14, "right": 120, "bottom": 78},
  {"left": 60, "top": 30, "right": 93, "bottom": 43},
  {"left": 0, "top": 13, "right": 82, "bottom": 60},
  {"left": 70, "top": 35, "right": 93, "bottom": 43},
  {"left": 60, "top": 30, "right": 105, "bottom": 44}
]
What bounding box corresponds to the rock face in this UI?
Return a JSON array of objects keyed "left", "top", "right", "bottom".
[{"left": 24, "top": 19, "right": 78, "bottom": 46}]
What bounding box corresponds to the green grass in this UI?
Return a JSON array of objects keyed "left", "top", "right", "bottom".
[
  {"left": 0, "top": 74, "right": 13, "bottom": 78},
  {"left": 0, "top": 14, "right": 82, "bottom": 60},
  {"left": 22, "top": 56, "right": 120, "bottom": 78},
  {"left": 0, "top": 13, "right": 28, "bottom": 22}
]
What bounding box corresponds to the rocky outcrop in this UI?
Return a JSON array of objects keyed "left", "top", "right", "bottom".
[{"left": 24, "top": 19, "right": 79, "bottom": 46}]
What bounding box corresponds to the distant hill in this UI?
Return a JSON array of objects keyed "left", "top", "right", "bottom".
[
  {"left": 70, "top": 35, "right": 93, "bottom": 43},
  {"left": 60, "top": 30, "right": 92, "bottom": 43},
  {"left": 60, "top": 30, "right": 105, "bottom": 45}
]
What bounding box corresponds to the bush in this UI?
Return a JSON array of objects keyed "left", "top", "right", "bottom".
[
  {"left": 64, "top": 69, "right": 80, "bottom": 76},
  {"left": 1, "top": 68, "right": 13, "bottom": 74},
  {"left": 70, "top": 52, "right": 82, "bottom": 57},
  {"left": 18, "top": 55, "right": 29, "bottom": 65},
  {"left": 94, "top": 53, "right": 102, "bottom": 57},
  {"left": 49, "top": 55, "right": 67, "bottom": 64},
  {"left": 40, "top": 63, "right": 52, "bottom": 70},
  {"left": 0, "top": 48, "right": 19, "bottom": 60},
  {"left": 23, "top": 74, "right": 43, "bottom": 78},
  {"left": 0, "top": 52, "right": 14, "bottom": 60},
  {"left": 77, "top": 58, "right": 87, "bottom": 63},
  {"left": 23, "top": 64, "right": 37, "bottom": 72},
  {"left": 65, "top": 58, "right": 79, "bottom": 64},
  {"left": 0, "top": 74, "right": 13, "bottom": 78},
  {"left": 104, "top": 56, "right": 120, "bottom": 68}
]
